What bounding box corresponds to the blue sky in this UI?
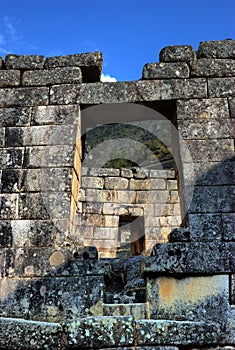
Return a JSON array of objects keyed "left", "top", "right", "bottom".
[{"left": 0, "top": 0, "right": 234, "bottom": 81}]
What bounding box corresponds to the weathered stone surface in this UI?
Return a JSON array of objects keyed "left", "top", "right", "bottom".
[
  {"left": 229, "top": 97, "right": 235, "bottom": 118},
  {"left": 182, "top": 160, "right": 235, "bottom": 186},
  {"left": 103, "top": 303, "right": 148, "bottom": 319},
  {"left": 31, "top": 104, "right": 79, "bottom": 125},
  {"left": 65, "top": 316, "right": 134, "bottom": 348},
  {"left": 0, "top": 317, "right": 62, "bottom": 349},
  {"left": 44, "top": 51, "right": 102, "bottom": 82},
  {"left": 0, "top": 87, "right": 49, "bottom": 107},
  {"left": 89, "top": 167, "right": 120, "bottom": 177},
  {"left": 177, "top": 118, "right": 233, "bottom": 139},
  {"left": 0, "top": 194, "right": 18, "bottom": 219},
  {"left": 192, "top": 58, "right": 235, "bottom": 77},
  {"left": 142, "top": 62, "right": 189, "bottom": 79},
  {"left": 0, "top": 107, "right": 31, "bottom": 126},
  {"left": 22, "top": 67, "right": 82, "bottom": 86},
  {"left": 50, "top": 79, "right": 207, "bottom": 104},
  {"left": 159, "top": 45, "right": 196, "bottom": 66},
  {"left": 188, "top": 213, "right": 223, "bottom": 241},
  {"left": 5, "top": 54, "right": 44, "bottom": 70},
  {"left": 143, "top": 242, "right": 235, "bottom": 274},
  {"left": 82, "top": 176, "right": 104, "bottom": 189},
  {"left": 177, "top": 97, "right": 230, "bottom": 120},
  {"left": 0, "top": 148, "right": 24, "bottom": 168},
  {"left": 146, "top": 275, "right": 230, "bottom": 324},
  {"left": 197, "top": 40, "right": 235, "bottom": 58},
  {"left": 208, "top": 77, "right": 235, "bottom": 97},
  {"left": 189, "top": 185, "right": 234, "bottom": 213},
  {"left": 0, "top": 221, "right": 13, "bottom": 247},
  {"left": 0, "top": 70, "right": 20, "bottom": 87},
  {"left": 181, "top": 139, "right": 234, "bottom": 163},
  {"left": 222, "top": 213, "right": 235, "bottom": 241},
  {"left": 136, "top": 319, "right": 220, "bottom": 345},
  {"left": 105, "top": 177, "right": 129, "bottom": 190}
]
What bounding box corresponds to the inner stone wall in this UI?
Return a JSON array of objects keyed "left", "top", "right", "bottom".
[{"left": 76, "top": 167, "right": 181, "bottom": 257}]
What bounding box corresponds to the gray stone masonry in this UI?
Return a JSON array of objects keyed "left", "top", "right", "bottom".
[{"left": 0, "top": 39, "right": 235, "bottom": 349}]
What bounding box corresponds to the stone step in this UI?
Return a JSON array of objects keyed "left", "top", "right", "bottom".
[{"left": 103, "top": 302, "right": 148, "bottom": 319}]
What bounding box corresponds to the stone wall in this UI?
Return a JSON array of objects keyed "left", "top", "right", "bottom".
[{"left": 0, "top": 40, "right": 234, "bottom": 349}]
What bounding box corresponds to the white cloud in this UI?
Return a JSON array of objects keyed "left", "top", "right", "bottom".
[{"left": 101, "top": 73, "right": 117, "bottom": 82}]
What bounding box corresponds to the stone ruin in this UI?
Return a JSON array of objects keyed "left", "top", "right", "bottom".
[{"left": 0, "top": 39, "right": 234, "bottom": 349}]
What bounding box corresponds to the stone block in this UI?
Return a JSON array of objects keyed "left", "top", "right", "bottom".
[
  {"left": 197, "top": 40, "right": 235, "bottom": 58},
  {"left": 85, "top": 188, "right": 117, "bottom": 202},
  {"left": 222, "top": 213, "right": 235, "bottom": 241},
  {"left": 10, "top": 220, "right": 61, "bottom": 248},
  {"left": 182, "top": 160, "right": 235, "bottom": 186},
  {"left": 181, "top": 139, "right": 234, "bottom": 163},
  {"left": 93, "top": 227, "right": 118, "bottom": 239},
  {"left": 229, "top": 97, "right": 235, "bottom": 118},
  {"left": 146, "top": 275, "right": 229, "bottom": 324},
  {"left": 82, "top": 176, "right": 104, "bottom": 189},
  {"left": 130, "top": 179, "right": 150, "bottom": 190},
  {"left": 189, "top": 185, "right": 234, "bottom": 213},
  {"left": 65, "top": 316, "right": 134, "bottom": 348},
  {"left": 136, "top": 319, "right": 219, "bottom": 346},
  {"left": 83, "top": 202, "right": 103, "bottom": 214},
  {"left": 0, "top": 127, "right": 5, "bottom": 147},
  {"left": 0, "top": 148, "right": 24, "bottom": 168},
  {"left": 121, "top": 168, "right": 133, "bottom": 178},
  {"left": 208, "top": 77, "right": 235, "bottom": 97},
  {"left": 44, "top": 51, "right": 103, "bottom": 82},
  {"left": 149, "top": 169, "right": 175, "bottom": 179},
  {"left": 0, "top": 87, "right": 49, "bottom": 107},
  {"left": 89, "top": 167, "right": 120, "bottom": 177},
  {"left": 105, "top": 177, "right": 129, "bottom": 190},
  {"left": 142, "top": 62, "right": 189, "bottom": 79},
  {"left": 22, "top": 67, "right": 82, "bottom": 86},
  {"left": 0, "top": 107, "right": 31, "bottom": 126},
  {"left": 50, "top": 79, "right": 207, "bottom": 105},
  {"left": 159, "top": 45, "right": 196, "bottom": 66},
  {"left": 31, "top": 104, "right": 79, "bottom": 125},
  {"left": 5, "top": 54, "right": 44, "bottom": 70},
  {"left": 24, "top": 144, "right": 75, "bottom": 167},
  {"left": 192, "top": 58, "right": 235, "bottom": 77},
  {"left": 0, "top": 317, "right": 62, "bottom": 349},
  {"left": 0, "top": 194, "right": 18, "bottom": 219},
  {"left": 0, "top": 221, "right": 13, "bottom": 247},
  {"left": 143, "top": 242, "right": 235, "bottom": 274},
  {"left": 188, "top": 213, "right": 223, "bottom": 241},
  {"left": 177, "top": 118, "right": 233, "bottom": 139},
  {"left": 0, "top": 70, "right": 20, "bottom": 87},
  {"left": 177, "top": 97, "right": 230, "bottom": 120},
  {"left": 118, "top": 190, "right": 136, "bottom": 204}
]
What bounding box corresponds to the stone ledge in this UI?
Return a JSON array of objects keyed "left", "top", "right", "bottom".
[
  {"left": 142, "top": 242, "right": 235, "bottom": 275},
  {"left": 0, "top": 317, "right": 62, "bottom": 350}
]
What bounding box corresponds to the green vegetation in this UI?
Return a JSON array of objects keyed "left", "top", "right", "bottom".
[{"left": 83, "top": 123, "right": 173, "bottom": 169}]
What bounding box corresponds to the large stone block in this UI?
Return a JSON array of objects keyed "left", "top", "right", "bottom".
[
  {"left": 0, "top": 148, "right": 24, "bottom": 168},
  {"left": 177, "top": 118, "right": 233, "bottom": 139},
  {"left": 197, "top": 40, "right": 235, "bottom": 58},
  {"left": 188, "top": 213, "right": 223, "bottom": 241},
  {"left": 159, "top": 45, "right": 196, "bottom": 67},
  {"left": 65, "top": 316, "right": 134, "bottom": 348},
  {"left": 177, "top": 97, "right": 230, "bottom": 120},
  {"left": 0, "top": 221, "right": 13, "bottom": 247},
  {"left": 142, "top": 242, "right": 235, "bottom": 275},
  {"left": 105, "top": 177, "right": 129, "bottom": 190},
  {"left": 142, "top": 62, "right": 189, "bottom": 79},
  {"left": 0, "top": 87, "right": 49, "bottom": 107},
  {"left": 208, "top": 77, "right": 235, "bottom": 97},
  {"left": 0, "top": 107, "right": 31, "bottom": 126},
  {"left": 189, "top": 185, "right": 234, "bottom": 213},
  {"left": 191, "top": 59, "right": 235, "bottom": 77},
  {"left": 0, "top": 70, "right": 20, "bottom": 87},
  {"left": 22, "top": 67, "right": 82, "bottom": 86},
  {"left": 0, "top": 194, "right": 18, "bottom": 219},
  {"left": 146, "top": 275, "right": 230, "bottom": 323},
  {"left": 31, "top": 104, "right": 79, "bottom": 125},
  {"left": 44, "top": 51, "right": 103, "bottom": 82},
  {"left": 5, "top": 54, "right": 44, "bottom": 70},
  {"left": 222, "top": 213, "right": 235, "bottom": 241},
  {"left": 136, "top": 319, "right": 220, "bottom": 346},
  {"left": 0, "top": 317, "right": 62, "bottom": 350}
]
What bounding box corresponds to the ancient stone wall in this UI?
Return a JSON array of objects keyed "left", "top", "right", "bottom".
[{"left": 0, "top": 40, "right": 234, "bottom": 349}]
